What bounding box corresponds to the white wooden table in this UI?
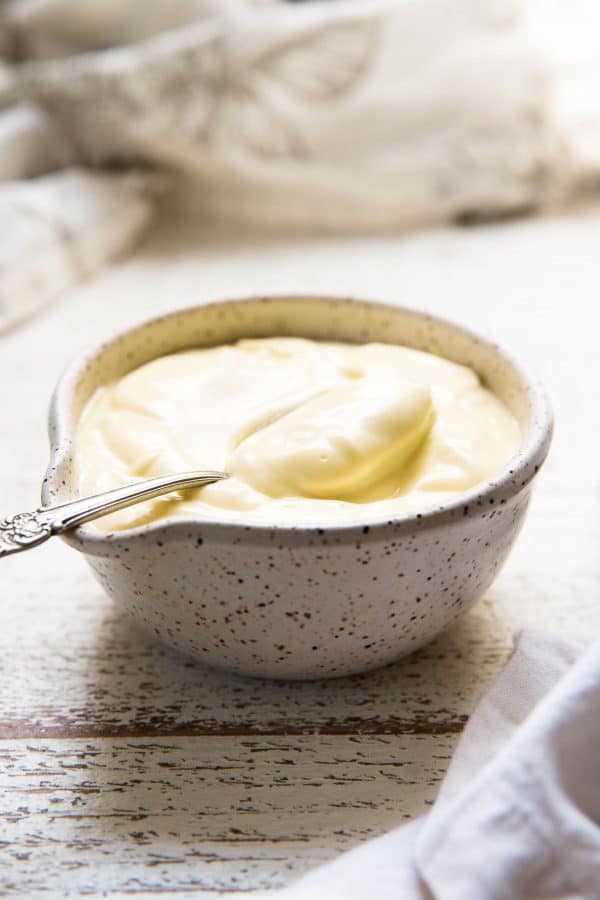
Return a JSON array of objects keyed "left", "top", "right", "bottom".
[{"left": 1, "top": 208, "right": 599, "bottom": 897}]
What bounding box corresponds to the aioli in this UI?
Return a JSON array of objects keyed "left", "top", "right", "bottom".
[{"left": 75, "top": 338, "right": 520, "bottom": 529}]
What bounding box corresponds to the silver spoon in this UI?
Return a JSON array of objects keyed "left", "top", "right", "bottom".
[{"left": 0, "top": 470, "right": 228, "bottom": 557}]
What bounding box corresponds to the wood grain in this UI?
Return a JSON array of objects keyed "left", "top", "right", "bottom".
[
  {"left": 1, "top": 207, "right": 599, "bottom": 894},
  {"left": 0, "top": 735, "right": 452, "bottom": 895}
]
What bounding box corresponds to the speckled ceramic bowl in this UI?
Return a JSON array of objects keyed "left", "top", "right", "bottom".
[{"left": 43, "top": 297, "right": 552, "bottom": 679}]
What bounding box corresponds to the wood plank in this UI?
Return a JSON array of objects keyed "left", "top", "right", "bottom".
[{"left": 0, "top": 735, "right": 454, "bottom": 895}]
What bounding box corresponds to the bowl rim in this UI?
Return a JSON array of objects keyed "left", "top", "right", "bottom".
[{"left": 44, "top": 294, "right": 554, "bottom": 550}]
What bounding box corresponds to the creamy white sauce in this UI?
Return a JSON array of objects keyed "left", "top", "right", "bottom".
[{"left": 75, "top": 338, "right": 521, "bottom": 529}]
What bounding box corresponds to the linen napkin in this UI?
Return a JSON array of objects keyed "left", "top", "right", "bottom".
[
  {"left": 3, "top": 0, "right": 600, "bottom": 333},
  {"left": 246, "top": 631, "right": 600, "bottom": 899},
  {"left": 0, "top": 168, "right": 157, "bottom": 333}
]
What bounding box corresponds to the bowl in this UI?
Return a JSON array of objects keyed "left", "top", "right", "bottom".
[{"left": 43, "top": 296, "right": 552, "bottom": 679}]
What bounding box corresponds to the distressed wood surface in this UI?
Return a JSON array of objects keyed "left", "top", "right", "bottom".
[
  {"left": 0, "top": 735, "right": 452, "bottom": 895},
  {"left": 1, "top": 206, "right": 599, "bottom": 895}
]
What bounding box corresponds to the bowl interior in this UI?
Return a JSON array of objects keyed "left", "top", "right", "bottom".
[{"left": 44, "top": 296, "right": 547, "bottom": 516}]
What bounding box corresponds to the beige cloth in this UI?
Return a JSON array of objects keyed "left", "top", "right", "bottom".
[
  {"left": 0, "top": 168, "right": 157, "bottom": 332},
  {"left": 0, "top": 0, "right": 577, "bottom": 229},
  {"left": 1, "top": 0, "right": 600, "bottom": 330}
]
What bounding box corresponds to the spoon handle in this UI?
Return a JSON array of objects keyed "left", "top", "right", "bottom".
[{"left": 0, "top": 470, "right": 227, "bottom": 557}]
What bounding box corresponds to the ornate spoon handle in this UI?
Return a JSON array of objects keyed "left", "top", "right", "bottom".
[{"left": 0, "top": 470, "right": 227, "bottom": 557}]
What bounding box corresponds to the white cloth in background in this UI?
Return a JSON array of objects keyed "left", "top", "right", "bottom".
[
  {"left": 1, "top": 0, "right": 600, "bottom": 331},
  {"left": 246, "top": 632, "right": 600, "bottom": 899},
  {"left": 2, "top": 0, "right": 571, "bottom": 229},
  {"left": 0, "top": 167, "right": 158, "bottom": 332}
]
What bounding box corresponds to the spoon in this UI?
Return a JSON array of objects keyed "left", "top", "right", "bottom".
[{"left": 0, "top": 470, "right": 228, "bottom": 557}]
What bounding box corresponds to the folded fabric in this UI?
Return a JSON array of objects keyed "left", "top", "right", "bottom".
[
  {"left": 0, "top": 103, "right": 72, "bottom": 181},
  {"left": 5, "top": 0, "right": 595, "bottom": 231},
  {"left": 2, "top": 0, "right": 600, "bottom": 333},
  {"left": 242, "top": 632, "right": 599, "bottom": 899},
  {"left": 0, "top": 168, "right": 158, "bottom": 333}
]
